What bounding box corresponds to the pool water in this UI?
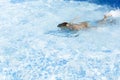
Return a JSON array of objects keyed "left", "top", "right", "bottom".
[{"left": 0, "top": 0, "right": 120, "bottom": 80}]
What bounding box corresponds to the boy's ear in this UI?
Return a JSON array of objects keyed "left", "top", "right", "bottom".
[{"left": 66, "top": 23, "right": 70, "bottom": 27}]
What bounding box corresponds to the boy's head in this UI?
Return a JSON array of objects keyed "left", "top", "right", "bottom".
[{"left": 57, "top": 22, "right": 69, "bottom": 28}]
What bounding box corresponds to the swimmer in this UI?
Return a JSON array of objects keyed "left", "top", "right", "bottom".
[
  {"left": 57, "top": 21, "right": 89, "bottom": 30},
  {"left": 58, "top": 10, "right": 120, "bottom": 30}
]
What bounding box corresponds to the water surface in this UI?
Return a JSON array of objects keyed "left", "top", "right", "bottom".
[{"left": 0, "top": 0, "right": 120, "bottom": 80}]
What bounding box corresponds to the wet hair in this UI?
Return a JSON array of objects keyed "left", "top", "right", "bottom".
[{"left": 57, "top": 22, "right": 68, "bottom": 27}]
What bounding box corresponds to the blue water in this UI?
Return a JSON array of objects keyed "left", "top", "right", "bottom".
[
  {"left": 0, "top": 0, "right": 120, "bottom": 80},
  {"left": 72, "top": 0, "right": 120, "bottom": 8}
]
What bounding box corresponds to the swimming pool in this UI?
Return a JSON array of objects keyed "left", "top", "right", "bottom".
[{"left": 0, "top": 0, "right": 120, "bottom": 80}]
